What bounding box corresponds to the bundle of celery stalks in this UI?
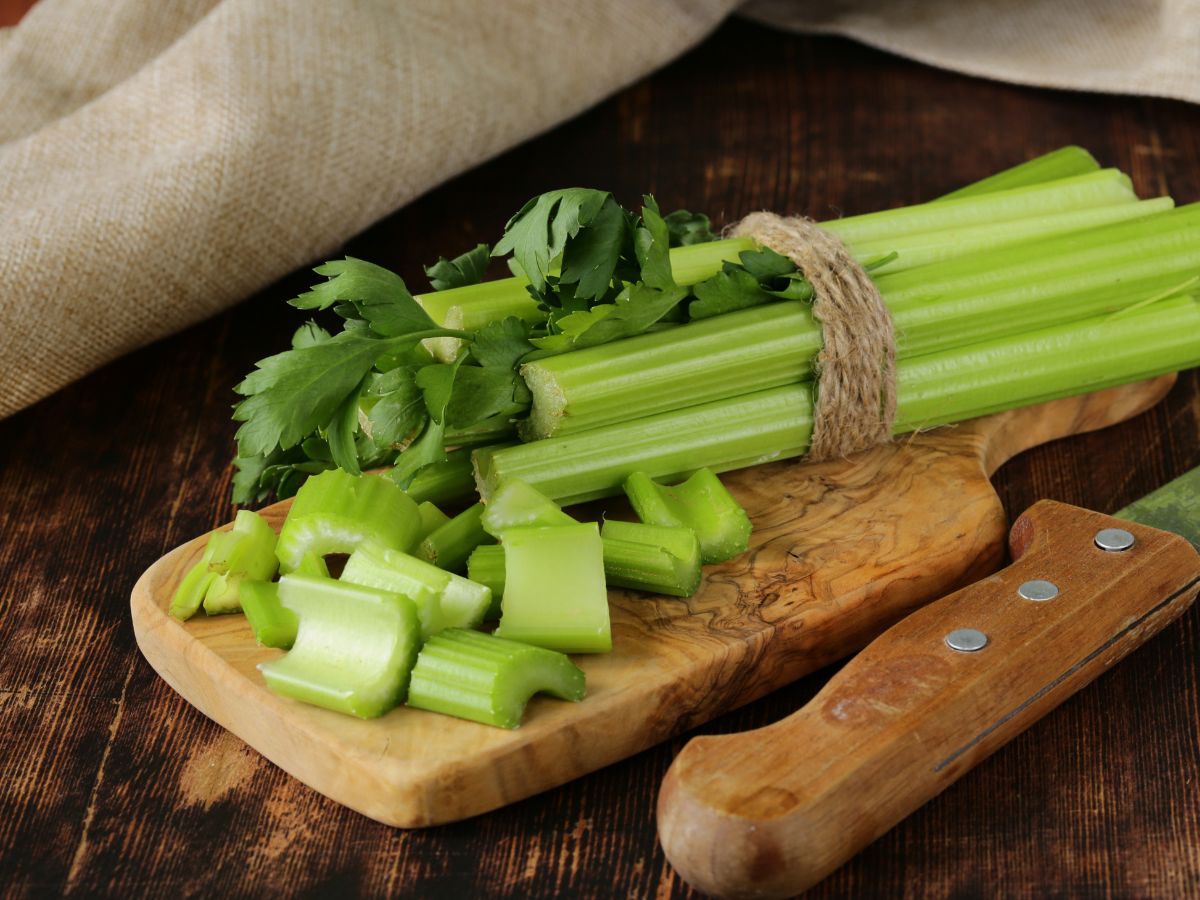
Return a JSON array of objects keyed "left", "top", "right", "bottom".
[{"left": 171, "top": 147, "right": 1200, "bottom": 728}]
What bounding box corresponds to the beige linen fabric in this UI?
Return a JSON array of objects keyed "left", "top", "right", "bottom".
[
  {"left": 746, "top": 0, "right": 1200, "bottom": 105},
  {"left": 0, "top": 0, "right": 735, "bottom": 417},
  {"left": 0, "top": 0, "right": 1195, "bottom": 418}
]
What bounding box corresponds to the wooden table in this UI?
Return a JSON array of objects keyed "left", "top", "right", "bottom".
[{"left": 2, "top": 19, "right": 1197, "bottom": 898}]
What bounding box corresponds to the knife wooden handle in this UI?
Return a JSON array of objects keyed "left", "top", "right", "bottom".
[{"left": 657, "top": 500, "right": 1200, "bottom": 899}]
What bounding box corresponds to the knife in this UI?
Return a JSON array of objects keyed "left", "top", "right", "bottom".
[{"left": 657, "top": 466, "right": 1200, "bottom": 898}]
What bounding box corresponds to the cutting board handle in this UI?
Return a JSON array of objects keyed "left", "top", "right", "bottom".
[{"left": 656, "top": 501, "right": 1200, "bottom": 899}]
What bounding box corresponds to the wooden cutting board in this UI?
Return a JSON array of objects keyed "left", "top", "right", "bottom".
[{"left": 130, "top": 376, "right": 1173, "bottom": 828}]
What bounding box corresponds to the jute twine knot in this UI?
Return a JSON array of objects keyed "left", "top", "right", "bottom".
[{"left": 731, "top": 212, "right": 897, "bottom": 461}]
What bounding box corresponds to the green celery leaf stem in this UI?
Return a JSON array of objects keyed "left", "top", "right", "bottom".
[
  {"left": 418, "top": 502, "right": 495, "bottom": 573},
  {"left": 477, "top": 297, "right": 1200, "bottom": 505}
]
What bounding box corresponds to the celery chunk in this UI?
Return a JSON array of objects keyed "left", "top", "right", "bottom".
[
  {"left": 407, "top": 629, "right": 585, "bottom": 728},
  {"left": 259, "top": 574, "right": 420, "bottom": 718},
  {"left": 418, "top": 502, "right": 494, "bottom": 572},
  {"left": 401, "top": 448, "right": 477, "bottom": 507},
  {"left": 202, "top": 510, "right": 279, "bottom": 614},
  {"left": 341, "top": 541, "right": 490, "bottom": 635},
  {"left": 169, "top": 542, "right": 217, "bottom": 621},
  {"left": 480, "top": 478, "right": 575, "bottom": 538},
  {"left": 495, "top": 524, "right": 611, "bottom": 653},
  {"left": 294, "top": 551, "right": 330, "bottom": 578},
  {"left": 415, "top": 501, "right": 452, "bottom": 544},
  {"left": 600, "top": 520, "right": 702, "bottom": 597},
  {"left": 466, "top": 544, "right": 506, "bottom": 618},
  {"left": 624, "top": 469, "right": 751, "bottom": 564},
  {"left": 276, "top": 469, "right": 420, "bottom": 572},
  {"left": 239, "top": 581, "right": 298, "bottom": 649}
]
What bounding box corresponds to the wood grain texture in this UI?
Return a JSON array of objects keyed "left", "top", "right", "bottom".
[
  {"left": 2, "top": 20, "right": 1198, "bottom": 898},
  {"left": 130, "top": 378, "right": 1174, "bottom": 827},
  {"left": 658, "top": 502, "right": 1200, "bottom": 897}
]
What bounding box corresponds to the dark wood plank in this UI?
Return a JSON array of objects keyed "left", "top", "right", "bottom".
[{"left": 1, "top": 19, "right": 1196, "bottom": 898}]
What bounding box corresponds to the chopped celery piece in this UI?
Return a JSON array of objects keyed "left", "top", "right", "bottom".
[
  {"left": 480, "top": 478, "right": 575, "bottom": 538},
  {"left": 407, "top": 629, "right": 586, "bottom": 728},
  {"left": 276, "top": 469, "right": 420, "bottom": 572},
  {"left": 169, "top": 510, "right": 279, "bottom": 619},
  {"left": 259, "top": 574, "right": 420, "bottom": 718},
  {"left": 495, "top": 524, "right": 611, "bottom": 653},
  {"left": 170, "top": 542, "right": 217, "bottom": 621},
  {"left": 295, "top": 551, "right": 330, "bottom": 578},
  {"left": 401, "top": 449, "right": 477, "bottom": 506},
  {"left": 467, "top": 544, "right": 506, "bottom": 619},
  {"left": 341, "top": 540, "right": 490, "bottom": 635},
  {"left": 600, "top": 520, "right": 702, "bottom": 597},
  {"left": 240, "top": 581, "right": 298, "bottom": 649},
  {"left": 472, "top": 524, "right": 702, "bottom": 599},
  {"left": 624, "top": 469, "right": 751, "bottom": 564},
  {"left": 415, "top": 501, "right": 452, "bottom": 544},
  {"left": 418, "top": 502, "right": 494, "bottom": 572}
]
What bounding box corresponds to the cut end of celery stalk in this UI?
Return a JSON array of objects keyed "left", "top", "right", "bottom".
[
  {"left": 418, "top": 502, "right": 494, "bottom": 573},
  {"left": 259, "top": 574, "right": 421, "bottom": 719},
  {"left": 495, "top": 523, "right": 611, "bottom": 653},
  {"left": 480, "top": 478, "right": 575, "bottom": 537},
  {"left": 406, "top": 628, "right": 585, "bottom": 729},
  {"left": 240, "top": 581, "right": 298, "bottom": 649}
]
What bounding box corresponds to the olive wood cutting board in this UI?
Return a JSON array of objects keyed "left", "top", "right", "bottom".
[{"left": 130, "top": 376, "right": 1174, "bottom": 827}]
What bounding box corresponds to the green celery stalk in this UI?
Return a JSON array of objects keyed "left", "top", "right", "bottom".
[
  {"left": 415, "top": 501, "right": 452, "bottom": 544},
  {"left": 418, "top": 502, "right": 494, "bottom": 572},
  {"left": 936, "top": 146, "right": 1100, "bottom": 201},
  {"left": 600, "top": 520, "right": 702, "bottom": 597},
  {"left": 402, "top": 448, "right": 478, "bottom": 506},
  {"left": 469, "top": 522, "right": 703, "bottom": 601},
  {"left": 480, "top": 478, "right": 575, "bottom": 537},
  {"left": 467, "top": 544, "right": 506, "bottom": 619},
  {"left": 477, "top": 296, "right": 1200, "bottom": 505},
  {"left": 623, "top": 469, "right": 750, "bottom": 564},
  {"left": 414, "top": 153, "right": 1128, "bottom": 356},
  {"left": 406, "top": 628, "right": 586, "bottom": 729},
  {"left": 295, "top": 551, "right": 330, "bottom": 578},
  {"left": 520, "top": 204, "right": 1200, "bottom": 439},
  {"left": 170, "top": 541, "right": 217, "bottom": 621},
  {"left": 341, "top": 540, "right": 490, "bottom": 635},
  {"left": 495, "top": 523, "right": 611, "bottom": 653},
  {"left": 240, "top": 581, "right": 298, "bottom": 649},
  {"left": 276, "top": 469, "right": 420, "bottom": 572},
  {"left": 259, "top": 574, "right": 421, "bottom": 718}
]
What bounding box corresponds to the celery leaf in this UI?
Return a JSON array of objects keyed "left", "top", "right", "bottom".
[
  {"left": 290, "top": 257, "right": 435, "bottom": 337},
  {"left": 492, "top": 189, "right": 612, "bottom": 293},
  {"left": 425, "top": 243, "right": 491, "bottom": 291},
  {"left": 471, "top": 317, "right": 535, "bottom": 369}
]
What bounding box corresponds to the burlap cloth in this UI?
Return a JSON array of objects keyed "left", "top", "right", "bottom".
[{"left": 2, "top": 0, "right": 1196, "bottom": 418}]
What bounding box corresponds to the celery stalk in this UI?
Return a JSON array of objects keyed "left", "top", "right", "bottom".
[
  {"left": 495, "top": 524, "right": 611, "bottom": 653},
  {"left": 402, "top": 448, "right": 478, "bottom": 506},
  {"left": 169, "top": 542, "right": 217, "bottom": 621},
  {"left": 478, "top": 297, "right": 1200, "bottom": 505},
  {"left": 276, "top": 469, "right": 420, "bottom": 572},
  {"left": 417, "top": 502, "right": 494, "bottom": 572},
  {"left": 259, "top": 575, "right": 421, "bottom": 718},
  {"left": 469, "top": 522, "right": 703, "bottom": 601},
  {"left": 406, "top": 629, "right": 586, "bottom": 729},
  {"left": 202, "top": 509, "right": 280, "bottom": 614},
  {"left": 936, "top": 146, "right": 1100, "bottom": 201},
  {"left": 415, "top": 501, "right": 452, "bottom": 544},
  {"left": 520, "top": 205, "right": 1200, "bottom": 439},
  {"left": 341, "top": 541, "right": 490, "bottom": 635},
  {"left": 600, "top": 520, "right": 702, "bottom": 597},
  {"left": 240, "top": 581, "right": 298, "bottom": 649},
  {"left": 480, "top": 478, "right": 575, "bottom": 537},
  {"left": 623, "top": 469, "right": 750, "bottom": 564},
  {"left": 413, "top": 152, "right": 1125, "bottom": 357},
  {"left": 295, "top": 551, "right": 330, "bottom": 578},
  {"left": 467, "top": 544, "right": 506, "bottom": 618}
]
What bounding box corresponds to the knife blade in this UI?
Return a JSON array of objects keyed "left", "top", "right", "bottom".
[{"left": 657, "top": 466, "right": 1200, "bottom": 899}]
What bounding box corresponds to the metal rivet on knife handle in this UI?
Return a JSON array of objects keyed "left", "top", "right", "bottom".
[
  {"left": 1018, "top": 579, "right": 1059, "bottom": 602},
  {"left": 1094, "top": 528, "right": 1136, "bottom": 552},
  {"left": 944, "top": 628, "right": 988, "bottom": 652}
]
